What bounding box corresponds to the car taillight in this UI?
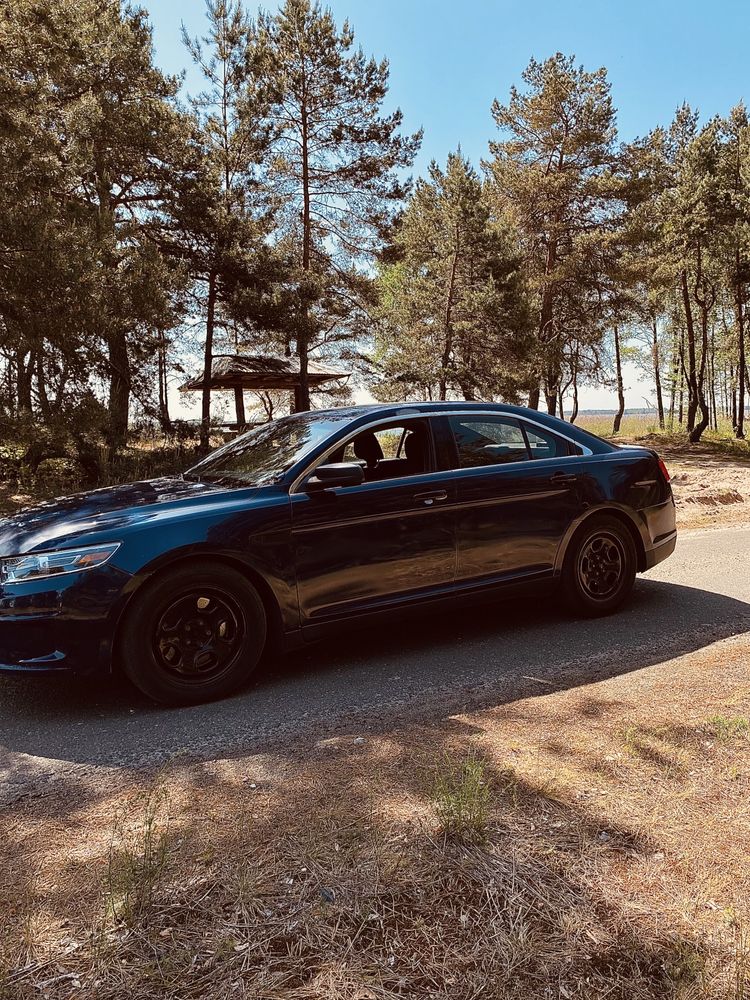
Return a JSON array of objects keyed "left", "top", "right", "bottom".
[{"left": 657, "top": 457, "right": 670, "bottom": 482}]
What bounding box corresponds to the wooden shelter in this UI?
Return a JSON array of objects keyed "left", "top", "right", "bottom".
[{"left": 180, "top": 353, "right": 350, "bottom": 425}]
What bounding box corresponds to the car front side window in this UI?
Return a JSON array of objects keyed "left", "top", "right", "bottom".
[{"left": 318, "top": 420, "right": 433, "bottom": 484}]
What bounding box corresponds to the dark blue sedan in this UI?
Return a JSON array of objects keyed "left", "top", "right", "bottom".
[{"left": 0, "top": 402, "right": 676, "bottom": 704}]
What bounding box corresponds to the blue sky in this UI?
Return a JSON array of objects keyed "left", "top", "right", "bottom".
[
  {"left": 146, "top": 0, "right": 749, "bottom": 412},
  {"left": 149, "top": 0, "right": 749, "bottom": 174}
]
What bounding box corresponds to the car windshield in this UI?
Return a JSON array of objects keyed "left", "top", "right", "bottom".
[{"left": 184, "top": 412, "right": 350, "bottom": 487}]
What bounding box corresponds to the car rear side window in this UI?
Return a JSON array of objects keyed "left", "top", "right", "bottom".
[
  {"left": 522, "top": 424, "right": 571, "bottom": 460},
  {"left": 448, "top": 416, "right": 529, "bottom": 468}
]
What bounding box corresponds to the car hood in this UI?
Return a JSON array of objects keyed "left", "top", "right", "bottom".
[{"left": 0, "top": 477, "right": 246, "bottom": 556}]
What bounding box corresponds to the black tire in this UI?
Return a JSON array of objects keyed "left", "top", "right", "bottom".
[
  {"left": 118, "top": 562, "right": 267, "bottom": 705},
  {"left": 561, "top": 516, "right": 636, "bottom": 617}
]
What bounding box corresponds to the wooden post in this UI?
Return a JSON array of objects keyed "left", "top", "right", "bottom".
[{"left": 234, "top": 387, "right": 246, "bottom": 429}]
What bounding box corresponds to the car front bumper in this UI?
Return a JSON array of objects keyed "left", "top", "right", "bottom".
[{"left": 0, "top": 565, "right": 131, "bottom": 675}]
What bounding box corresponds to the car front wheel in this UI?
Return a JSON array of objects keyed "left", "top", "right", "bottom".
[
  {"left": 118, "top": 562, "right": 267, "bottom": 705},
  {"left": 562, "top": 516, "right": 636, "bottom": 616}
]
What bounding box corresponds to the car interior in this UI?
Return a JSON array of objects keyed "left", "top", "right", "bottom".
[{"left": 327, "top": 420, "right": 432, "bottom": 482}]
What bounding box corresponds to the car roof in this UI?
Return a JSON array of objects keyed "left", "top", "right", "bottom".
[{"left": 306, "top": 400, "right": 530, "bottom": 418}]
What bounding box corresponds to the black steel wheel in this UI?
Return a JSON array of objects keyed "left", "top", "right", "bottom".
[
  {"left": 562, "top": 516, "right": 636, "bottom": 616},
  {"left": 119, "top": 563, "right": 267, "bottom": 705}
]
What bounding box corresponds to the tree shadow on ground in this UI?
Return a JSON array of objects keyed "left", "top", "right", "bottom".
[{"left": 0, "top": 712, "right": 734, "bottom": 1000}]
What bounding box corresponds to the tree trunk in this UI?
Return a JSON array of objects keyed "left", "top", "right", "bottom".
[
  {"left": 234, "top": 387, "right": 246, "bottom": 428},
  {"left": 295, "top": 100, "right": 312, "bottom": 413},
  {"left": 200, "top": 271, "right": 217, "bottom": 451},
  {"left": 709, "top": 325, "right": 718, "bottom": 431},
  {"left": 677, "top": 329, "right": 685, "bottom": 425},
  {"left": 544, "top": 385, "right": 558, "bottom": 416},
  {"left": 527, "top": 383, "right": 540, "bottom": 409},
  {"left": 439, "top": 225, "right": 460, "bottom": 401},
  {"left": 536, "top": 232, "right": 557, "bottom": 413},
  {"left": 735, "top": 246, "right": 746, "bottom": 438},
  {"left": 569, "top": 372, "right": 579, "bottom": 424},
  {"left": 689, "top": 261, "right": 712, "bottom": 443},
  {"left": 157, "top": 330, "right": 171, "bottom": 433},
  {"left": 107, "top": 328, "right": 131, "bottom": 453},
  {"left": 681, "top": 267, "right": 699, "bottom": 433},
  {"left": 612, "top": 325, "right": 625, "bottom": 435},
  {"left": 652, "top": 318, "right": 664, "bottom": 429},
  {"left": 36, "top": 351, "right": 51, "bottom": 423},
  {"left": 16, "top": 348, "right": 33, "bottom": 414}
]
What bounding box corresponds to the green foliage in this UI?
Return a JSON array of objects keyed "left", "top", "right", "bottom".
[
  {"left": 0, "top": 0, "right": 191, "bottom": 452},
  {"left": 0, "top": 1, "right": 748, "bottom": 465},
  {"left": 486, "top": 53, "right": 621, "bottom": 414},
  {"left": 431, "top": 751, "right": 491, "bottom": 842},
  {"left": 374, "top": 151, "right": 531, "bottom": 402},
  {"left": 258, "top": 0, "right": 422, "bottom": 409},
  {"left": 105, "top": 782, "right": 172, "bottom": 926}
]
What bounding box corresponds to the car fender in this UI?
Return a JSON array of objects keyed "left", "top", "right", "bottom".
[
  {"left": 553, "top": 503, "right": 649, "bottom": 577},
  {"left": 102, "top": 541, "right": 293, "bottom": 671}
]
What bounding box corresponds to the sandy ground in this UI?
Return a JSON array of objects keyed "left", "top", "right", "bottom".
[{"left": 644, "top": 438, "right": 750, "bottom": 531}]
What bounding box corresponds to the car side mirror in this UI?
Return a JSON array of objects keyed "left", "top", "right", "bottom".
[{"left": 305, "top": 461, "right": 364, "bottom": 491}]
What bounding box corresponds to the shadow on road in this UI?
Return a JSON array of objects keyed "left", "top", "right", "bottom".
[{"left": 1, "top": 577, "right": 749, "bottom": 773}]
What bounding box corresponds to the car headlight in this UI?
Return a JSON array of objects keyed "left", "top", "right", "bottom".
[{"left": 0, "top": 543, "right": 121, "bottom": 584}]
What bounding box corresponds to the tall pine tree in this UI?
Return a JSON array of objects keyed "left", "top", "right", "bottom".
[
  {"left": 375, "top": 151, "right": 530, "bottom": 401},
  {"left": 259, "top": 0, "right": 421, "bottom": 410}
]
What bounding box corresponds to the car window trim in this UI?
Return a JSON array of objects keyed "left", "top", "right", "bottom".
[{"left": 289, "top": 410, "right": 591, "bottom": 493}]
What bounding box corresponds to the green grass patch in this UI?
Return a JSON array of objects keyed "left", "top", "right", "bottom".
[
  {"left": 431, "top": 751, "right": 492, "bottom": 842},
  {"left": 706, "top": 715, "right": 750, "bottom": 744}
]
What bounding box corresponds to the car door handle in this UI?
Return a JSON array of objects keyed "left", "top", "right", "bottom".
[
  {"left": 414, "top": 490, "right": 449, "bottom": 506},
  {"left": 549, "top": 471, "right": 578, "bottom": 486}
]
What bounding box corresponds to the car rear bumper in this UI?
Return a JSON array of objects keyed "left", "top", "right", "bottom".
[{"left": 638, "top": 496, "right": 677, "bottom": 570}]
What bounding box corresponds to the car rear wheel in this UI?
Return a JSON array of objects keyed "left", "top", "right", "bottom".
[
  {"left": 562, "top": 516, "right": 636, "bottom": 616},
  {"left": 119, "top": 562, "right": 267, "bottom": 705}
]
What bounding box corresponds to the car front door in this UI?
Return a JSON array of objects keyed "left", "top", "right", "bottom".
[
  {"left": 445, "top": 412, "right": 586, "bottom": 587},
  {"left": 290, "top": 417, "right": 456, "bottom": 624}
]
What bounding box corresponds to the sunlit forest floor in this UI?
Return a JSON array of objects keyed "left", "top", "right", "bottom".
[{"left": 3, "top": 631, "right": 750, "bottom": 998}]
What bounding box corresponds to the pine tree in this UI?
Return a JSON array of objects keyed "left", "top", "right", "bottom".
[
  {"left": 176, "top": 0, "right": 284, "bottom": 446},
  {"left": 0, "top": 0, "right": 190, "bottom": 454},
  {"left": 486, "top": 53, "right": 619, "bottom": 415},
  {"left": 374, "top": 151, "right": 530, "bottom": 401},
  {"left": 717, "top": 104, "right": 750, "bottom": 438},
  {"left": 259, "top": 0, "right": 421, "bottom": 411}
]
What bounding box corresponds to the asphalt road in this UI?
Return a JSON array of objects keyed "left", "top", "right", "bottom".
[{"left": 2, "top": 526, "right": 750, "bottom": 799}]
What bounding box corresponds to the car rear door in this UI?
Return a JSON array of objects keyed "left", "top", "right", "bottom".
[
  {"left": 290, "top": 417, "right": 456, "bottom": 624},
  {"left": 445, "top": 412, "right": 586, "bottom": 586}
]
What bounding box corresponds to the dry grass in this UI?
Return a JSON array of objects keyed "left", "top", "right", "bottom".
[
  {"left": 576, "top": 412, "right": 750, "bottom": 456},
  {"left": 3, "top": 634, "right": 750, "bottom": 999}
]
